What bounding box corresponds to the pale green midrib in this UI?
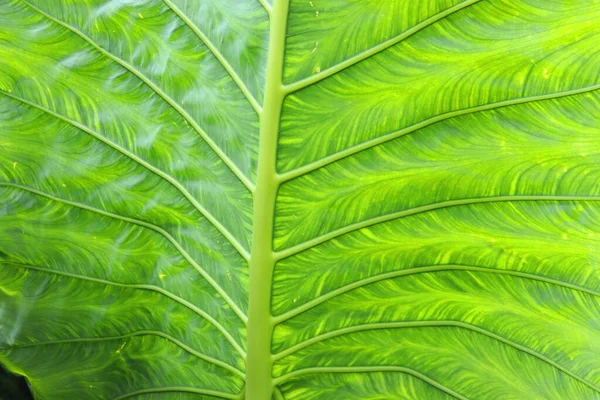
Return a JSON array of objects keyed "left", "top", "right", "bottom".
[
  {"left": 272, "top": 264, "right": 600, "bottom": 324},
  {"left": 20, "top": 0, "right": 255, "bottom": 192},
  {"left": 0, "top": 90, "right": 251, "bottom": 262},
  {"left": 162, "top": 0, "right": 262, "bottom": 114},
  {"left": 281, "top": 0, "right": 482, "bottom": 94},
  {"left": 112, "top": 387, "right": 241, "bottom": 400},
  {"left": 274, "top": 195, "right": 600, "bottom": 259},
  {"left": 270, "top": 321, "right": 600, "bottom": 394},
  {"left": 272, "top": 366, "right": 468, "bottom": 400},
  {"left": 277, "top": 83, "right": 600, "bottom": 183},
  {"left": 0, "top": 183, "right": 248, "bottom": 328},
  {"left": 1, "top": 260, "right": 246, "bottom": 359},
  {"left": 1, "top": 328, "right": 244, "bottom": 379},
  {"left": 244, "top": 1, "right": 288, "bottom": 399}
]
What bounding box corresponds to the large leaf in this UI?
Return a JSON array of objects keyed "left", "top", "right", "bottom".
[{"left": 1, "top": 0, "right": 600, "bottom": 399}]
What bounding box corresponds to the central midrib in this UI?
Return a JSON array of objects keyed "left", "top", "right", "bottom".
[{"left": 245, "top": 1, "right": 289, "bottom": 399}]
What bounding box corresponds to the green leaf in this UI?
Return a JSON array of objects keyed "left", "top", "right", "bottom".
[{"left": 1, "top": 0, "right": 600, "bottom": 399}]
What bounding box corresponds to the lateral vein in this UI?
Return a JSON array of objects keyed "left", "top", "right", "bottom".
[
  {"left": 278, "top": 84, "right": 600, "bottom": 183},
  {"left": 2, "top": 328, "right": 245, "bottom": 378},
  {"left": 273, "top": 386, "right": 285, "bottom": 400},
  {"left": 258, "top": 0, "right": 273, "bottom": 15},
  {"left": 272, "top": 322, "right": 600, "bottom": 394},
  {"left": 281, "top": 0, "right": 482, "bottom": 94},
  {"left": 272, "top": 366, "right": 469, "bottom": 400},
  {"left": 112, "top": 387, "right": 242, "bottom": 400},
  {"left": 1, "top": 260, "right": 246, "bottom": 358},
  {"left": 20, "top": 0, "right": 255, "bottom": 192},
  {"left": 0, "top": 182, "right": 248, "bottom": 326},
  {"left": 274, "top": 195, "right": 600, "bottom": 260},
  {"left": 272, "top": 264, "right": 600, "bottom": 324},
  {"left": 0, "top": 90, "right": 251, "bottom": 262},
  {"left": 162, "top": 0, "right": 263, "bottom": 114}
]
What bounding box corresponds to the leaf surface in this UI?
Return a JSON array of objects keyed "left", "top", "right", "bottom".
[{"left": 1, "top": 0, "right": 600, "bottom": 399}]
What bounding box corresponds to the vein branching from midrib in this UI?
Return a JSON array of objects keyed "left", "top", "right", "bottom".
[
  {"left": 21, "top": 0, "right": 256, "bottom": 193},
  {"left": 0, "top": 90, "right": 250, "bottom": 262},
  {"left": 19, "top": 0, "right": 256, "bottom": 262},
  {"left": 271, "top": 321, "right": 571, "bottom": 363},
  {"left": 272, "top": 366, "right": 469, "bottom": 400},
  {"left": 6, "top": 1, "right": 257, "bottom": 354},
  {"left": 2, "top": 260, "right": 246, "bottom": 359},
  {"left": 2, "top": 326, "right": 244, "bottom": 378},
  {"left": 270, "top": 322, "right": 600, "bottom": 395},
  {"left": 269, "top": 264, "right": 600, "bottom": 393},
  {"left": 281, "top": 0, "right": 482, "bottom": 95},
  {"left": 0, "top": 183, "right": 248, "bottom": 331},
  {"left": 162, "top": 0, "right": 263, "bottom": 114},
  {"left": 112, "top": 387, "right": 242, "bottom": 400},
  {"left": 272, "top": 264, "right": 600, "bottom": 325},
  {"left": 258, "top": 0, "right": 272, "bottom": 15},
  {"left": 273, "top": 195, "right": 600, "bottom": 260},
  {"left": 277, "top": 84, "right": 600, "bottom": 183}
]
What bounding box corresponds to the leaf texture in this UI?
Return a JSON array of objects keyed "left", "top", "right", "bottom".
[{"left": 1, "top": 0, "right": 600, "bottom": 399}]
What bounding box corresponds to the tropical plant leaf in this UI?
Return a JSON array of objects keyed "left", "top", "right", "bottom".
[{"left": 1, "top": 0, "right": 600, "bottom": 399}]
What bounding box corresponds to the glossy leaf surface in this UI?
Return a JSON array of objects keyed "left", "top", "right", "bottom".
[{"left": 1, "top": 0, "right": 600, "bottom": 399}]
